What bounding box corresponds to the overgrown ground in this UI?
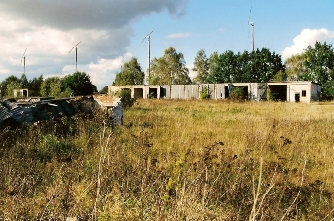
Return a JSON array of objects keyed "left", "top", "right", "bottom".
[{"left": 1, "top": 99, "right": 334, "bottom": 220}]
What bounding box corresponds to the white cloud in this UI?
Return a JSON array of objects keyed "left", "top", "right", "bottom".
[
  {"left": 0, "top": 18, "right": 132, "bottom": 80},
  {"left": 167, "top": 33, "right": 192, "bottom": 39},
  {"left": 87, "top": 53, "right": 134, "bottom": 89},
  {"left": 281, "top": 28, "right": 334, "bottom": 60},
  {"left": 0, "top": 0, "right": 188, "bottom": 90}
]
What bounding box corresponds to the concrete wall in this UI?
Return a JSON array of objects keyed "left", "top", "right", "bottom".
[
  {"left": 288, "top": 83, "right": 311, "bottom": 103},
  {"left": 311, "top": 83, "right": 321, "bottom": 102},
  {"left": 160, "top": 85, "right": 171, "bottom": 98},
  {"left": 248, "top": 83, "right": 267, "bottom": 101},
  {"left": 184, "top": 85, "right": 199, "bottom": 99},
  {"left": 214, "top": 84, "right": 225, "bottom": 99},
  {"left": 13, "top": 89, "right": 39, "bottom": 98},
  {"left": 110, "top": 98, "right": 123, "bottom": 125},
  {"left": 108, "top": 82, "right": 321, "bottom": 103},
  {"left": 171, "top": 85, "right": 184, "bottom": 99}
]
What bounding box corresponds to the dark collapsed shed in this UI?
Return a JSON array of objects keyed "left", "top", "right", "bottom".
[
  {"left": 0, "top": 98, "right": 76, "bottom": 127},
  {"left": 0, "top": 96, "right": 123, "bottom": 128},
  {"left": 0, "top": 104, "right": 12, "bottom": 123}
]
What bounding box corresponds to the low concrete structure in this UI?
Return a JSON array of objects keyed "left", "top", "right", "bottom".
[
  {"left": 13, "top": 88, "right": 39, "bottom": 98},
  {"left": 93, "top": 95, "right": 123, "bottom": 125},
  {"left": 108, "top": 81, "right": 321, "bottom": 103},
  {"left": 267, "top": 82, "right": 321, "bottom": 103}
]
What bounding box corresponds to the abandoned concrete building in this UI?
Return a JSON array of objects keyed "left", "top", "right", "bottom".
[
  {"left": 13, "top": 88, "right": 39, "bottom": 98},
  {"left": 108, "top": 81, "right": 321, "bottom": 103}
]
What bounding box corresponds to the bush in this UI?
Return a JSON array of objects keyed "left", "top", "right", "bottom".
[
  {"left": 200, "top": 86, "right": 210, "bottom": 99},
  {"left": 99, "top": 86, "right": 108, "bottom": 94},
  {"left": 120, "top": 88, "right": 136, "bottom": 108},
  {"left": 230, "top": 87, "right": 245, "bottom": 100}
]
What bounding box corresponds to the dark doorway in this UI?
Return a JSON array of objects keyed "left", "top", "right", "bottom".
[
  {"left": 22, "top": 90, "right": 28, "bottom": 97},
  {"left": 268, "top": 85, "right": 287, "bottom": 101},
  {"left": 240, "top": 86, "right": 248, "bottom": 99},
  {"left": 149, "top": 88, "right": 158, "bottom": 99},
  {"left": 133, "top": 88, "right": 143, "bottom": 99},
  {"left": 230, "top": 86, "right": 248, "bottom": 99},
  {"left": 225, "top": 86, "right": 230, "bottom": 98},
  {"left": 160, "top": 87, "right": 167, "bottom": 98},
  {"left": 295, "top": 93, "right": 300, "bottom": 102}
]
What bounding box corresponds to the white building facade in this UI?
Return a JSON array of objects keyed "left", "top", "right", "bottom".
[{"left": 108, "top": 81, "right": 321, "bottom": 103}]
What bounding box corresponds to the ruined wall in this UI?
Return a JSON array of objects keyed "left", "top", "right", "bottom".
[
  {"left": 213, "top": 84, "right": 225, "bottom": 99},
  {"left": 287, "top": 83, "right": 310, "bottom": 103},
  {"left": 108, "top": 82, "right": 321, "bottom": 103},
  {"left": 160, "top": 85, "right": 171, "bottom": 98},
  {"left": 93, "top": 96, "right": 123, "bottom": 125},
  {"left": 184, "top": 85, "right": 200, "bottom": 99},
  {"left": 249, "top": 83, "right": 266, "bottom": 101}
]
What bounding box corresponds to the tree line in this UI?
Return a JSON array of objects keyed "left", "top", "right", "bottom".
[
  {"left": 115, "top": 42, "right": 334, "bottom": 100},
  {"left": 1, "top": 41, "right": 334, "bottom": 99},
  {"left": 0, "top": 72, "right": 96, "bottom": 98}
]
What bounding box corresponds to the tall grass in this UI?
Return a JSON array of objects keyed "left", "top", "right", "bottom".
[{"left": 1, "top": 99, "right": 334, "bottom": 220}]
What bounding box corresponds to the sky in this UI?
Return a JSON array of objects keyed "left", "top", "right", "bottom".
[{"left": 1, "top": 0, "right": 334, "bottom": 90}]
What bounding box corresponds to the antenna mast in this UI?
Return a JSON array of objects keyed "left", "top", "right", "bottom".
[
  {"left": 250, "top": 22, "right": 254, "bottom": 51},
  {"left": 142, "top": 30, "right": 153, "bottom": 85},
  {"left": 21, "top": 48, "right": 27, "bottom": 74},
  {"left": 248, "top": 7, "right": 254, "bottom": 51},
  {"left": 68, "top": 41, "right": 81, "bottom": 72}
]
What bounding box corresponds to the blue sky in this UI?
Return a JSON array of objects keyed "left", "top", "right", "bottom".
[{"left": 0, "top": 0, "right": 334, "bottom": 89}]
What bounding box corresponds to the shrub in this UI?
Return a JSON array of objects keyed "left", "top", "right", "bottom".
[
  {"left": 230, "top": 86, "right": 245, "bottom": 100},
  {"left": 120, "top": 88, "right": 136, "bottom": 108},
  {"left": 200, "top": 86, "right": 210, "bottom": 99}
]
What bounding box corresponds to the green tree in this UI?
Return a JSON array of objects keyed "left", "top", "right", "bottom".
[
  {"left": 206, "top": 52, "right": 221, "bottom": 83},
  {"left": 303, "top": 41, "right": 334, "bottom": 84},
  {"left": 0, "top": 75, "right": 44, "bottom": 97},
  {"left": 0, "top": 75, "right": 21, "bottom": 97},
  {"left": 20, "top": 74, "right": 28, "bottom": 88},
  {"left": 6, "top": 81, "right": 22, "bottom": 98},
  {"left": 206, "top": 48, "right": 284, "bottom": 84},
  {"left": 120, "top": 88, "right": 135, "bottom": 108},
  {"left": 148, "top": 47, "right": 191, "bottom": 85},
  {"left": 207, "top": 50, "right": 236, "bottom": 83},
  {"left": 246, "top": 48, "right": 285, "bottom": 83},
  {"left": 285, "top": 53, "right": 307, "bottom": 81},
  {"left": 62, "top": 72, "right": 96, "bottom": 96},
  {"left": 272, "top": 70, "right": 288, "bottom": 82},
  {"left": 50, "top": 78, "right": 63, "bottom": 97},
  {"left": 193, "top": 49, "right": 209, "bottom": 84},
  {"left": 99, "top": 86, "right": 109, "bottom": 94},
  {"left": 302, "top": 41, "right": 334, "bottom": 99},
  {"left": 40, "top": 77, "right": 61, "bottom": 97},
  {"left": 114, "top": 57, "right": 145, "bottom": 86},
  {"left": 219, "top": 50, "right": 237, "bottom": 83},
  {"left": 28, "top": 75, "right": 43, "bottom": 91},
  {"left": 234, "top": 51, "right": 251, "bottom": 82}
]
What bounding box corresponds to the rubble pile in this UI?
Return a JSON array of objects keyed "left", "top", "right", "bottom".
[{"left": 0, "top": 96, "right": 123, "bottom": 128}]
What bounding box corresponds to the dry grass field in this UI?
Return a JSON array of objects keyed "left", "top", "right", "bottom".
[{"left": 1, "top": 99, "right": 334, "bottom": 220}]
